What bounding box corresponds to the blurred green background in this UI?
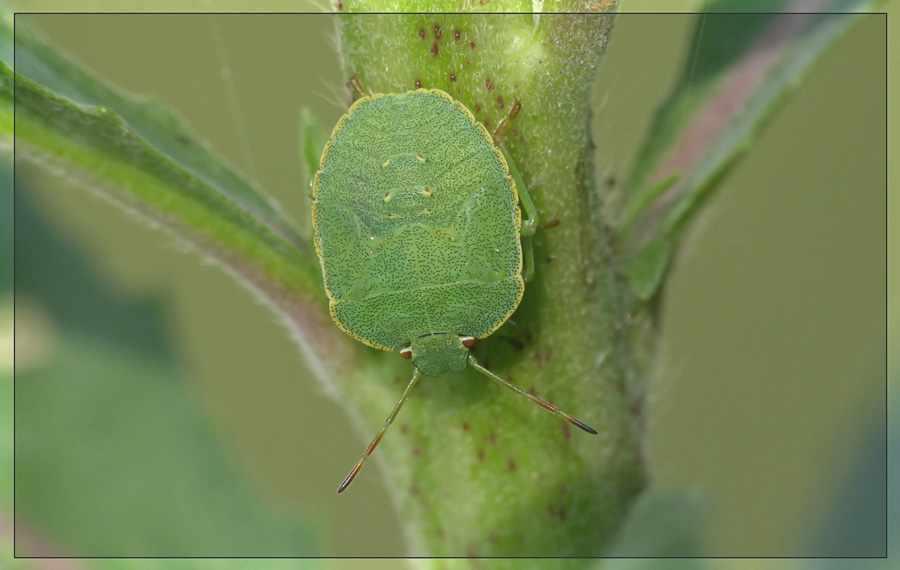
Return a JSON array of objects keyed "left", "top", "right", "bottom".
[{"left": 9, "top": 5, "right": 887, "bottom": 560}]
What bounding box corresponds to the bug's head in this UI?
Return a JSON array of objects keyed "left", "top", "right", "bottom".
[{"left": 402, "top": 333, "right": 475, "bottom": 376}]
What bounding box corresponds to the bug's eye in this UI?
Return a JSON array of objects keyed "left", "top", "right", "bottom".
[
  {"left": 400, "top": 347, "right": 413, "bottom": 359},
  {"left": 461, "top": 336, "right": 475, "bottom": 348}
]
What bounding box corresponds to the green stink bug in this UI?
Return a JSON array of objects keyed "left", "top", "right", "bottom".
[{"left": 311, "top": 82, "right": 596, "bottom": 493}]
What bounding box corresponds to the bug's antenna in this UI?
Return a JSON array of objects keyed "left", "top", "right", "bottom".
[
  {"left": 338, "top": 368, "right": 422, "bottom": 493},
  {"left": 467, "top": 355, "right": 598, "bottom": 435}
]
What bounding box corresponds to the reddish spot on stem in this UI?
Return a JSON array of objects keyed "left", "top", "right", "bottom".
[
  {"left": 418, "top": 27, "right": 426, "bottom": 39},
  {"left": 412, "top": 446, "right": 422, "bottom": 457},
  {"left": 485, "top": 77, "right": 494, "bottom": 91},
  {"left": 337, "top": 1, "right": 343, "bottom": 10},
  {"left": 461, "top": 421, "right": 469, "bottom": 431},
  {"left": 400, "top": 424, "right": 409, "bottom": 434},
  {"left": 548, "top": 504, "right": 567, "bottom": 521},
  {"left": 450, "top": 73, "right": 456, "bottom": 83},
  {"left": 497, "top": 96, "right": 504, "bottom": 108},
  {"left": 431, "top": 43, "right": 440, "bottom": 56},
  {"left": 434, "top": 22, "right": 442, "bottom": 39},
  {"left": 477, "top": 448, "right": 485, "bottom": 461},
  {"left": 415, "top": 78, "right": 422, "bottom": 89},
  {"left": 454, "top": 29, "right": 461, "bottom": 42},
  {"left": 487, "top": 433, "right": 497, "bottom": 446},
  {"left": 508, "top": 458, "right": 516, "bottom": 471},
  {"left": 470, "top": 40, "right": 476, "bottom": 50}
]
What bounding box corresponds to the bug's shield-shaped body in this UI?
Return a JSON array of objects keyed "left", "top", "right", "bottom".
[{"left": 312, "top": 89, "right": 524, "bottom": 368}]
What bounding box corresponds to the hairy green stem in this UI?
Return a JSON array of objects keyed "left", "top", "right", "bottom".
[{"left": 330, "top": 5, "right": 648, "bottom": 560}]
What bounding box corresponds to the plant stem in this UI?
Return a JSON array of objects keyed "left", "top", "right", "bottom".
[{"left": 329, "top": 7, "right": 649, "bottom": 559}]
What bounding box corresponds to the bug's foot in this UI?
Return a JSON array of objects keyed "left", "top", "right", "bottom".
[{"left": 521, "top": 219, "right": 537, "bottom": 237}]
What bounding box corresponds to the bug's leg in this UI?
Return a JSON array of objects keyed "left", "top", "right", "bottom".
[
  {"left": 337, "top": 368, "right": 422, "bottom": 494},
  {"left": 513, "top": 164, "right": 537, "bottom": 284},
  {"left": 493, "top": 99, "right": 538, "bottom": 237},
  {"left": 500, "top": 147, "right": 537, "bottom": 237},
  {"left": 517, "top": 177, "right": 538, "bottom": 238},
  {"left": 510, "top": 159, "right": 538, "bottom": 282},
  {"left": 521, "top": 234, "right": 535, "bottom": 283},
  {"left": 467, "top": 355, "right": 598, "bottom": 435},
  {"left": 493, "top": 98, "right": 522, "bottom": 140},
  {"left": 348, "top": 74, "right": 368, "bottom": 101},
  {"left": 504, "top": 151, "right": 537, "bottom": 281}
]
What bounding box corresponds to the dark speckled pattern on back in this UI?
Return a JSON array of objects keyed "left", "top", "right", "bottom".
[{"left": 312, "top": 89, "right": 523, "bottom": 351}]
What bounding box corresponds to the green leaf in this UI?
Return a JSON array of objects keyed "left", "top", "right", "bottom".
[
  {"left": 625, "top": 235, "right": 671, "bottom": 302},
  {"left": 619, "top": 172, "right": 678, "bottom": 234},
  {"left": 1, "top": 8, "right": 306, "bottom": 256},
  {"left": 0, "top": 12, "right": 356, "bottom": 390},
  {"left": 8, "top": 171, "right": 319, "bottom": 557},
  {"left": 0, "top": 11, "right": 328, "bottom": 318},
  {"left": 622, "top": 2, "right": 884, "bottom": 301},
  {"left": 625, "top": 7, "right": 780, "bottom": 195},
  {"left": 0, "top": 63, "right": 319, "bottom": 296}
]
